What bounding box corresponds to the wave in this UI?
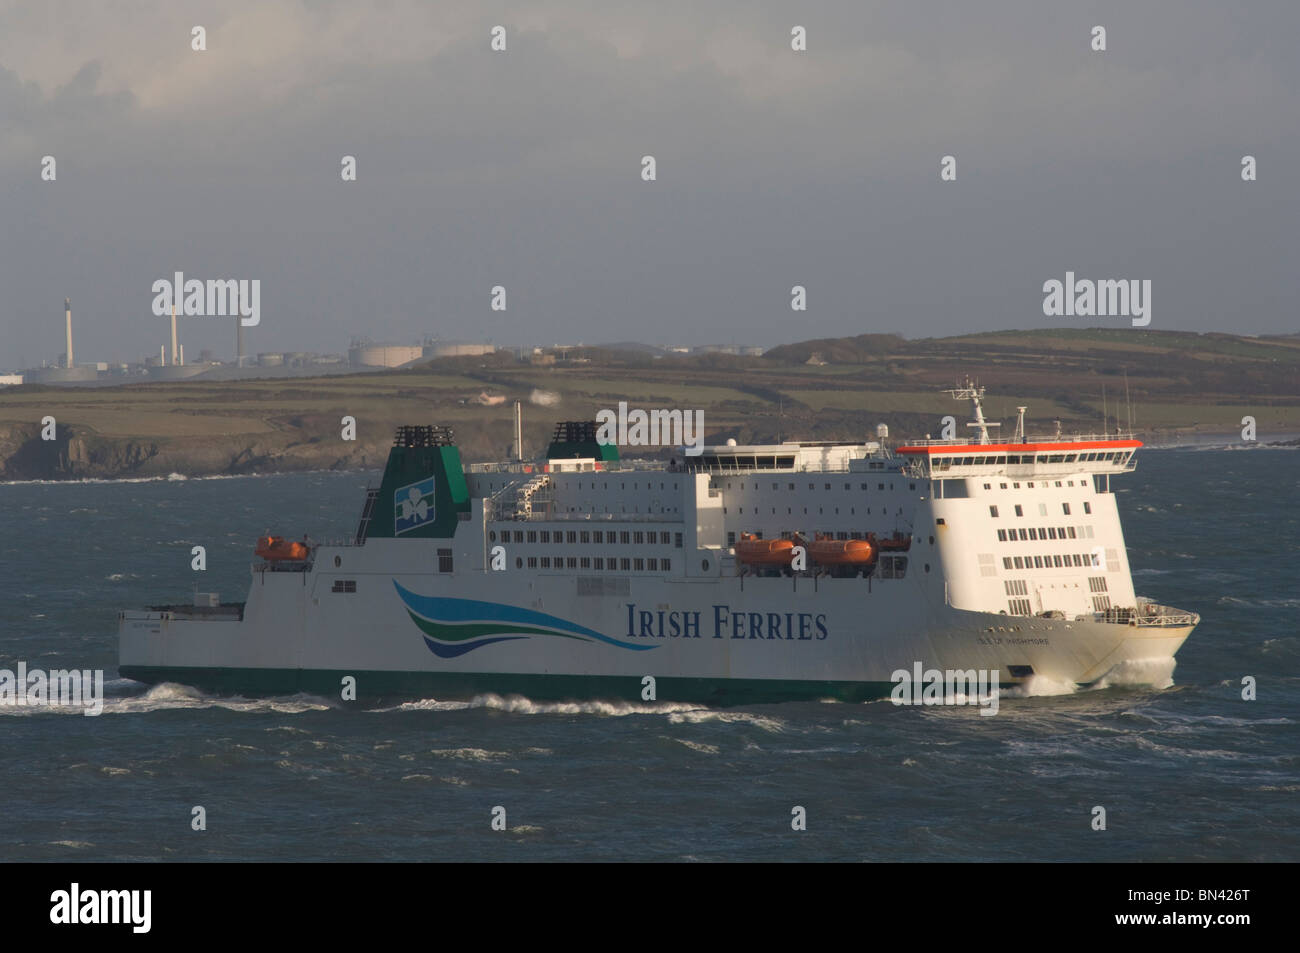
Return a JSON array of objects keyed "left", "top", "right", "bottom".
[
  {"left": 667, "top": 709, "right": 786, "bottom": 733},
  {"left": 1147, "top": 442, "right": 1300, "bottom": 452},
  {"left": 1218, "top": 595, "right": 1300, "bottom": 609},
  {"left": 1092, "top": 657, "right": 1176, "bottom": 691},
  {"left": 98, "top": 681, "right": 334, "bottom": 715}
]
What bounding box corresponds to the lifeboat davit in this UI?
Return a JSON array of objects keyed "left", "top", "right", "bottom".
[
  {"left": 876, "top": 532, "right": 911, "bottom": 552},
  {"left": 807, "top": 535, "right": 876, "bottom": 567},
  {"left": 735, "top": 534, "right": 795, "bottom": 566},
  {"left": 255, "top": 535, "right": 311, "bottom": 561}
]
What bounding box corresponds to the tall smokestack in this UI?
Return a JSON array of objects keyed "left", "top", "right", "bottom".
[
  {"left": 513, "top": 401, "right": 523, "bottom": 461},
  {"left": 64, "top": 297, "right": 73, "bottom": 368},
  {"left": 170, "top": 305, "right": 179, "bottom": 366}
]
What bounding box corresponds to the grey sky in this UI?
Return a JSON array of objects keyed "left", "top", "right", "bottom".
[{"left": 1, "top": 1, "right": 1296, "bottom": 367}]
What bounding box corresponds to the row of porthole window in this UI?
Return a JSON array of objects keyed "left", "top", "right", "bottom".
[
  {"left": 726, "top": 506, "right": 907, "bottom": 516},
  {"left": 723, "top": 481, "right": 914, "bottom": 492},
  {"left": 1002, "top": 553, "right": 1101, "bottom": 570},
  {"left": 515, "top": 555, "right": 671, "bottom": 572},
  {"left": 490, "top": 528, "right": 683, "bottom": 547},
  {"left": 997, "top": 525, "right": 1095, "bottom": 542},
  {"left": 990, "top": 501, "right": 1091, "bottom": 518},
  {"left": 982, "top": 479, "right": 1087, "bottom": 490}
]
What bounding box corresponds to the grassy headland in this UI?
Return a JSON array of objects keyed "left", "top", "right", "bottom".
[{"left": 3, "top": 328, "right": 1298, "bottom": 480}]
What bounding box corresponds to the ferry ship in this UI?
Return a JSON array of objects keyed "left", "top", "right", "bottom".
[{"left": 118, "top": 385, "right": 1199, "bottom": 704}]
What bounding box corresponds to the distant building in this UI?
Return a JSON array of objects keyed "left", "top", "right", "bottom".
[
  {"left": 349, "top": 343, "right": 424, "bottom": 368},
  {"left": 805, "top": 352, "right": 828, "bottom": 366},
  {"left": 423, "top": 341, "right": 496, "bottom": 359},
  {"left": 0, "top": 374, "right": 23, "bottom": 387}
]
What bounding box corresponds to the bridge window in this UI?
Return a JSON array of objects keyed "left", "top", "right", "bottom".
[{"left": 989, "top": 505, "right": 999, "bottom": 517}]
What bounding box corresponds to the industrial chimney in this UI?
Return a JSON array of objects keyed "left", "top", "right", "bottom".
[
  {"left": 170, "top": 304, "right": 179, "bottom": 366},
  {"left": 513, "top": 401, "right": 524, "bottom": 461},
  {"left": 64, "top": 297, "right": 73, "bottom": 368}
]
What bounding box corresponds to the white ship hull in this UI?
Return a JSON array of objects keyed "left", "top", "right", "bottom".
[{"left": 119, "top": 555, "right": 1194, "bottom": 703}]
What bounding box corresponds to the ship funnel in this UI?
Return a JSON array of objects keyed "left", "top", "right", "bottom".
[{"left": 362, "top": 425, "right": 470, "bottom": 541}]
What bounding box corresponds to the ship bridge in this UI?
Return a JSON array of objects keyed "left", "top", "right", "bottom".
[{"left": 897, "top": 381, "right": 1142, "bottom": 485}]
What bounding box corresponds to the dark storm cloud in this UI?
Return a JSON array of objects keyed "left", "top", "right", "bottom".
[{"left": 0, "top": 1, "right": 1296, "bottom": 368}]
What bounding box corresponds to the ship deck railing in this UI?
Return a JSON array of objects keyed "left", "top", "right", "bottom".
[
  {"left": 899, "top": 431, "right": 1139, "bottom": 448},
  {"left": 485, "top": 511, "right": 684, "bottom": 523},
  {"left": 468, "top": 459, "right": 899, "bottom": 475},
  {"left": 1080, "top": 603, "right": 1199, "bottom": 627}
]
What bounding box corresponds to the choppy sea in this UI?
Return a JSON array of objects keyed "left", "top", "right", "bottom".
[{"left": 1, "top": 448, "right": 1297, "bottom": 861}]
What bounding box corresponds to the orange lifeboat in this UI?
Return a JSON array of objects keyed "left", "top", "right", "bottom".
[
  {"left": 735, "top": 533, "right": 795, "bottom": 566},
  {"left": 807, "top": 534, "right": 876, "bottom": 567},
  {"left": 255, "top": 535, "right": 311, "bottom": 561}
]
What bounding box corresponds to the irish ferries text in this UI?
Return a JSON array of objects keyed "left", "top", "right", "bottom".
[{"left": 625, "top": 604, "right": 829, "bottom": 640}]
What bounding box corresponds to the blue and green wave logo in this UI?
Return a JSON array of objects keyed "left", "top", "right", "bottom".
[{"left": 394, "top": 581, "right": 657, "bottom": 658}]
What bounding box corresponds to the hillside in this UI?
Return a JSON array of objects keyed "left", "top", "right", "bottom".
[{"left": 2, "top": 328, "right": 1297, "bottom": 480}]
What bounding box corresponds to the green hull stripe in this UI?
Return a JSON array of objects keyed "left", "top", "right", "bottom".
[{"left": 118, "top": 666, "right": 896, "bottom": 706}]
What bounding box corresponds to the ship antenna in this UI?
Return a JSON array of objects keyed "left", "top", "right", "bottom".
[
  {"left": 1102, "top": 381, "right": 1108, "bottom": 436},
  {"left": 944, "top": 376, "right": 998, "bottom": 445}
]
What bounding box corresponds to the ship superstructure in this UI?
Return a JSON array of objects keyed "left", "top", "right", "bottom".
[{"left": 119, "top": 387, "right": 1198, "bottom": 703}]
